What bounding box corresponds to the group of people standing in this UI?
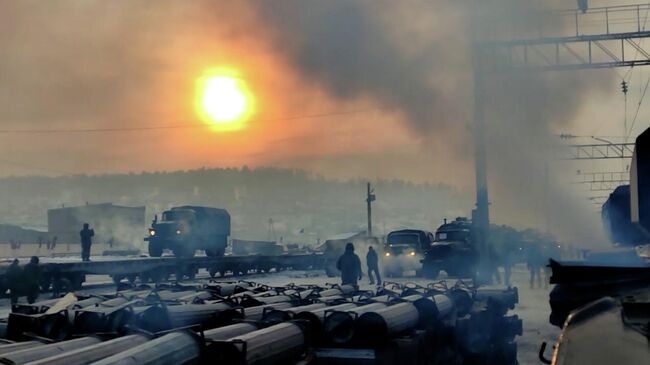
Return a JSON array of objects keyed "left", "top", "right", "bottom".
[
  {"left": 3, "top": 223, "right": 94, "bottom": 306},
  {"left": 4, "top": 256, "right": 41, "bottom": 304},
  {"left": 336, "top": 242, "right": 381, "bottom": 288}
]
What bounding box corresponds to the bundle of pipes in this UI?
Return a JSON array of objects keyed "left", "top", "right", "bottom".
[
  {"left": 0, "top": 342, "right": 45, "bottom": 356},
  {"left": 145, "top": 290, "right": 200, "bottom": 303},
  {"left": 354, "top": 302, "right": 420, "bottom": 345},
  {"left": 203, "top": 323, "right": 259, "bottom": 341},
  {"left": 323, "top": 303, "right": 387, "bottom": 344},
  {"left": 72, "top": 300, "right": 143, "bottom": 335},
  {"left": 135, "top": 302, "right": 242, "bottom": 332},
  {"left": 175, "top": 291, "right": 213, "bottom": 303},
  {"left": 210, "top": 322, "right": 306, "bottom": 365},
  {"left": 239, "top": 294, "right": 294, "bottom": 308},
  {"left": 243, "top": 302, "right": 293, "bottom": 321},
  {"left": 474, "top": 287, "right": 519, "bottom": 314},
  {"left": 22, "top": 334, "right": 150, "bottom": 365},
  {"left": 6, "top": 310, "right": 69, "bottom": 341},
  {"left": 0, "top": 336, "right": 101, "bottom": 364},
  {"left": 400, "top": 294, "right": 454, "bottom": 327},
  {"left": 205, "top": 282, "right": 255, "bottom": 297},
  {"left": 293, "top": 302, "right": 357, "bottom": 342},
  {"left": 11, "top": 298, "right": 64, "bottom": 315},
  {"left": 88, "top": 331, "right": 200, "bottom": 365},
  {"left": 450, "top": 287, "right": 522, "bottom": 365},
  {"left": 261, "top": 302, "right": 327, "bottom": 325}
]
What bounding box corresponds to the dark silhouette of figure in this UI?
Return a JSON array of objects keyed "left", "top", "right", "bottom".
[
  {"left": 5, "top": 259, "right": 21, "bottom": 305},
  {"left": 496, "top": 240, "right": 516, "bottom": 287},
  {"left": 23, "top": 256, "right": 41, "bottom": 304},
  {"left": 80, "top": 223, "right": 94, "bottom": 261},
  {"left": 366, "top": 246, "right": 381, "bottom": 285},
  {"left": 336, "top": 242, "right": 362, "bottom": 288},
  {"left": 526, "top": 244, "right": 544, "bottom": 289}
]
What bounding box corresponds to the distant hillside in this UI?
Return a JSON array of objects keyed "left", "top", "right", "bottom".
[{"left": 0, "top": 167, "right": 472, "bottom": 246}]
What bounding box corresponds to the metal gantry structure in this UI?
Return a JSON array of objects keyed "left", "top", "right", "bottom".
[
  {"left": 477, "top": 4, "right": 650, "bottom": 72},
  {"left": 563, "top": 142, "right": 635, "bottom": 159},
  {"left": 471, "top": 2, "right": 650, "bottom": 265}
]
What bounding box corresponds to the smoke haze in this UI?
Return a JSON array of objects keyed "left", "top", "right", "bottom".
[{"left": 0, "top": 0, "right": 632, "bottom": 245}]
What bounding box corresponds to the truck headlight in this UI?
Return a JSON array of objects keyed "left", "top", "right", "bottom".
[
  {"left": 409, "top": 251, "right": 416, "bottom": 256},
  {"left": 149, "top": 230, "right": 156, "bottom": 236},
  {"left": 176, "top": 229, "right": 181, "bottom": 235},
  {"left": 384, "top": 252, "right": 390, "bottom": 257}
]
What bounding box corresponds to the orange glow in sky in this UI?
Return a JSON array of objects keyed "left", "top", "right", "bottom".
[{"left": 195, "top": 70, "right": 255, "bottom": 132}]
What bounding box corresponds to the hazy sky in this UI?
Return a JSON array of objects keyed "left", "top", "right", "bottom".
[{"left": 0, "top": 0, "right": 647, "bottom": 242}]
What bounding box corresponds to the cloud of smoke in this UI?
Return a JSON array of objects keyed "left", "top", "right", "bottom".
[
  {"left": 252, "top": 0, "right": 614, "bottom": 244},
  {"left": 0, "top": 0, "right": 616, "bottom": 244}
]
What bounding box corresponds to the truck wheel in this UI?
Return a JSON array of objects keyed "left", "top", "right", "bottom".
[
  {"left": 205, "top": 249, "right": 217, "bottom": 257},
  {"left": 148, "top": 243, "right": 163, "bottom": 257}
]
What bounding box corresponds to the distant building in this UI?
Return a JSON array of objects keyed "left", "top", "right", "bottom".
[
  {"left": 48, "top": 203, "right": 145, "bottom": 246},
  {"left": 0, "top": 224, "right": 47, "bottom": 244}
]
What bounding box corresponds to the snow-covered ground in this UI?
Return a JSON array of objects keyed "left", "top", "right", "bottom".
[{"left": 0, "top": 262, "right": 558, "bottom": 365}]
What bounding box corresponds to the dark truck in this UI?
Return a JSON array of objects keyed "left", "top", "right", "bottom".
[
  {"left": 145, "top": 206, "right": 230, "bottom": 257},
  {"left": 420, "top": 217, "right": 478, "bottom": 278},
  {"left": 383, "top": 229, "right": 433, "bottom": 277}
]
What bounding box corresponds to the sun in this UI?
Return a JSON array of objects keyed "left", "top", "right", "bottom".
[{"left": 195, "top": 71, "right": 254, "bottom": 131}]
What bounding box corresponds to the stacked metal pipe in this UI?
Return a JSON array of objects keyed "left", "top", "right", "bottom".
[
  {"left": 0, "top": 279, "right": 522, "bottom": 365},
  {"left": 0, "top": 336, "right": 101, "bottom": 364}
]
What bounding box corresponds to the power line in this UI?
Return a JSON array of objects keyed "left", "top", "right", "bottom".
[{"left": 0, "top": 108, "right": 382, "bottom": 135}]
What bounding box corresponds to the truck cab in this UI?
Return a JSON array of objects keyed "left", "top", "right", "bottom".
[
  {"left": 420, "top": 217, "right": 478, "bottom": 278},
  {"left": 383, "top": 229, "right": 433, "bottom": 277},
  {"left": 145, "top": 206, "right": 230, "bottom": 257}
]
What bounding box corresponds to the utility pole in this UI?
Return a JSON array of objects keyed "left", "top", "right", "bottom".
[
  {"left": 470, "top": 2, "right": 491, "bottom": 284},
  {"left": 366, "top": 182, "right": 376, "bottom": 236}
]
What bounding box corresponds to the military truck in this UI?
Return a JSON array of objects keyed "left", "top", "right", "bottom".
[
  {"left": 145, "top": 206, "right": 230, "bottom": 257},
  {"left": 383, "top": 229, "right": 434, "bottom": 277},
  {"left": 420, "top": 217, "right": 478, "bottom": 278}
]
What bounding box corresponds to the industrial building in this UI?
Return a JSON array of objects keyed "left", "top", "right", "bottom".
[{"left": 47, "top": 203, "right": 145, "bottom": 246}]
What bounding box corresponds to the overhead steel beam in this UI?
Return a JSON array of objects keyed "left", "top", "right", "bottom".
[
  {"left": 476, "top": 4, "right": 650, "bottom": 73},
  {"left": 561, "top": 143, "right": 635, "bottom": 160},
  {"left": 575, "top": 171, "right": 629, "bottom": 182}
]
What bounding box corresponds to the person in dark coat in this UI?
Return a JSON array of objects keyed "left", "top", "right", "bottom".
[
  {"left": 79, "top": 223, "right": 95, "bottom": 261},
  {"left": 5, "top": 259, "right": 21, "bottom": 305},
  {"left": 22, "top": 256, "right": 41, "bottom": 304},
  {"left": 526, "top": 243, "right": 544, "bottom": 289},
  {"left": 366, "top": 246, "right": 381, "bottom": 285},
  {"left": 336, "top": 242, "right": 362, "bottom": 288}
]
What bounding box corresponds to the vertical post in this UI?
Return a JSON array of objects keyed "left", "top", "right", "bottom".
[
  {"left": 470, "top": 2, "right": 491, "bottom": 284},
  {"left": 366, "top": 182, "right": 375, "bottom": 236},
  {"left": 544, "top": 162, "right": 550, "bottom": 234},
  {"left": 473, "top": 62, "right": 491, "bottom": 284}
]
